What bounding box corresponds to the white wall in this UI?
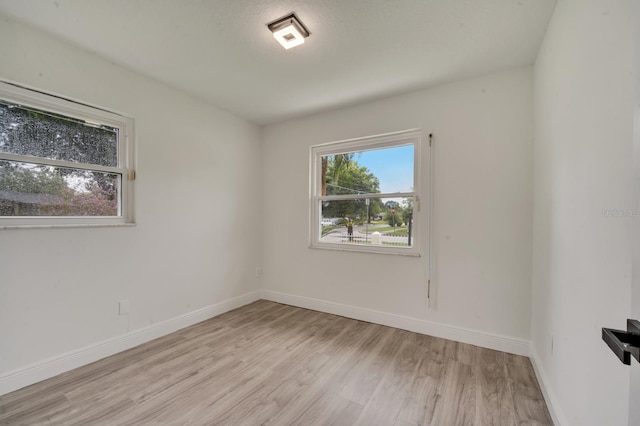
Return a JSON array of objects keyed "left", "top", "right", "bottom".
[
  {"left": 262, "top": 67, "right": 534, "bottom": 348},
  {"left": 0, "top": 16, "right": 262, "bottom": 379},
  {"left": 531, "top": 1, "right": 635, "bottom": 425},
  {"left": 632, "top": 4, "right": 640, "bottom": 424}
]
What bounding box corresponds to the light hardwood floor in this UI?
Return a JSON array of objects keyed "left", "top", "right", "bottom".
[{"left": 0, "top": 301, "right": 552, "bottom": 425}]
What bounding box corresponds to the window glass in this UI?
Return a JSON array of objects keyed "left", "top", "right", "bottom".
[
  {"left": 0, "top": 102, "right": 118, "bottom": 167},
  {"left": 0, "top": 81, "right": 134, "bottom": 226},
  {"left": 311, "top": 130, "right": 423, "bottom": 255},
  {"left": 320, "top": 196, "right": 415, "bottom": 247},
  {"left": 0, "top": 160, "right": 119, "bottom": 216},
  {"left": 322, "top": 145, "right": 413, "bottom": 196}
]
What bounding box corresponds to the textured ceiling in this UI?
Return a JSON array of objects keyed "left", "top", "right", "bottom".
[{"left": 0, "top": 0, "right": 556, "bottom": 125}]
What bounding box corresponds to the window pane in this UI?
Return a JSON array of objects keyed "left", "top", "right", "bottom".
[
  {"left": 321, "top": 145, "right": 413, "bottom": 196},
  {"left": 0, "top": 160, "right": 120, "bottom": 216},
  {"left": 320, "top": 197, "right": 415, "bottom": 247},
  {"left": 0, "top": 101, "right": 118, "bottom": 167}
]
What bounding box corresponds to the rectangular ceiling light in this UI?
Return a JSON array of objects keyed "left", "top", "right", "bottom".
[{"left": 267, "top": 13, "right": 310, "bottom": 50}]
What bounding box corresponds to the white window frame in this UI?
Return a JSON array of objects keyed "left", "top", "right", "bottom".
[
  {"left": 309, "top": 129, "right": 423, "bottom": 256},
  {"left": 0, "top": 81, "right": 135, "bottom": 228}
]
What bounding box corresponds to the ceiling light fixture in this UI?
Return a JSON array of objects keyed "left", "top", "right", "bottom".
[{"left": 267, "top": 13, "right": 310, "bottom": 50}]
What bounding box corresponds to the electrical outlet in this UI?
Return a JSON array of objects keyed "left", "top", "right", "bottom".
[
  {"left": 119, "top": 299, "right": 130, "bottom": 315},
  {"left": 549, "top": 333, "right": 554, "bottom": 355},
  {"left": 256, "top": 267, "right": 263, "bottom": 277}
]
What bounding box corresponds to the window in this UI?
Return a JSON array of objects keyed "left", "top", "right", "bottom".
[
  {"left": 0, "top": 81, "right": 135, "bottom": 227},
  {"left": 310, "top": 129, "right": 424, "bottom": 256}
]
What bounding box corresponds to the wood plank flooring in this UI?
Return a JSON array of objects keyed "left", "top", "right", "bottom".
[{"left": 0, "top": 301, "right": 553, "bottom": 425}]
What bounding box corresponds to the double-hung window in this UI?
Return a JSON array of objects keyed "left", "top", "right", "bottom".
[
  {"left": 0, "top": 81, "right": 135, "bottom": 227},
  {"left": 310, "top": 129, "right": 423, "bottom": 256}
]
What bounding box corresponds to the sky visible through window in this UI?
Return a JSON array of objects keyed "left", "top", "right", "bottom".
[{"left": 354, "top": 144, "right": 413, "bottom": 193}]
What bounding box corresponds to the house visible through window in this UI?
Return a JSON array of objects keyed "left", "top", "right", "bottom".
[
  {"left": 310, "top": 129, "right": 424, "bottom": 255},
  {"left": 0, "top": 81, "right": 135, "bottom": 227}
]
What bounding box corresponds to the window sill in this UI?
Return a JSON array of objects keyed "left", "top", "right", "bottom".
[
  {"left": 309, "top": 243, "right": 421, "bottom": 257},
  {"left": 0, "top": 222, "right": 136, "bottom": 230}
]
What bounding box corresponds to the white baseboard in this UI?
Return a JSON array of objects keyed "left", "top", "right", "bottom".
[
  {"left": 260, "top": 290, "right": 530, "bottom": 356},
  {"left": 529, "top": 345, "right": 568, "bottom": 426},
  {"left": 1, "top": 289, "right": 532, "bottom": 398},
  {"left": 0, "top": 290, "right": 261, "bottom": 396}
]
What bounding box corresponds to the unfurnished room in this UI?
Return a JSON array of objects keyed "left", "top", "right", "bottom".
[{"left": 0, "top": 1, "right": 639, "bottom": 425}]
